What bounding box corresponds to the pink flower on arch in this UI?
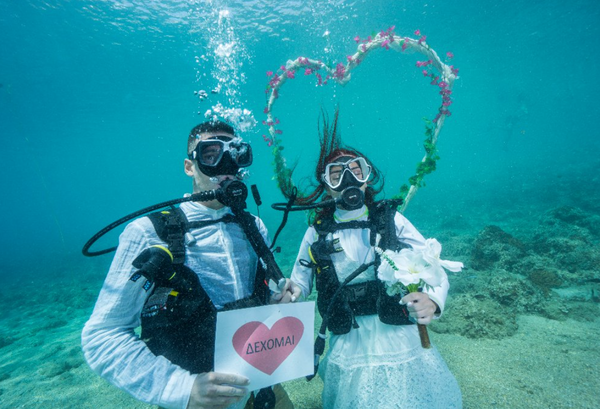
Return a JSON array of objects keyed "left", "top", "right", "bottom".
[
  {"left": 334, "top": 63, "right": 346, "bottom": 79},
  {"left": 316, "top": 72, "right": 323, "bottom": 85},
  {"left": 402, "top": 38, "right": 409, "bottom": 51},
  {"left": 414, "top": 29, "right": 421, "bottom": 36},
  {"left": 268, "top": 74, "right": 280, "bottom": 88},
  {"left": 263, "top": 134, "right": 273, "bottom": 147},
  {"left": 286, "top": 70, "right": 295, "bottom": 79},
  {"left": 305, "top": 68, "right": 313, "bottom": 75},
  {"left": 266, "top": 71, "right": 273, "bottom": 77}
]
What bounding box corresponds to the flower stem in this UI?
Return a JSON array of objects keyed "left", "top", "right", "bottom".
[{"left": 418, "top": 324, "right": 431, "bottom": 348}]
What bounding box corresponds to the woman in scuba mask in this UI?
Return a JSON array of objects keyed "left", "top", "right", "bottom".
[{"left": 287, "top": 111, "right": 462, "bottom": 408}]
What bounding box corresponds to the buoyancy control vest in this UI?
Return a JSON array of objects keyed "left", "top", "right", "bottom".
[
  {"left": 305, "top": 200, "right": 414, "bottom": 335},
  {"left": 131, "top": 207, "right": 270, "bottom": 374}
]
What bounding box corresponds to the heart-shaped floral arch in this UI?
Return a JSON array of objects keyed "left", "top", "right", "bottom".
[{"left": 262, "top": 28, "right": 459, "bottom": 212}]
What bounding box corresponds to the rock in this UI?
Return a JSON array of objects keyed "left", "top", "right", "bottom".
[
  {"left": 430, "top": 294, "right": 518, "bottom": 339},
  {"left": 470, "top": 225, "right": 526, "bottom": 272},
  {"left": 527, "top": 269, "right": 562, "bottom": 294},
  {"left": 552, "top": 286, "right": 597, "bottom": 302},
  {"left": 488, "top": 273, "right": 542, "bottom": 312}
]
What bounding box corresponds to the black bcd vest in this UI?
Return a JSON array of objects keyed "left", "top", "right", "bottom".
[
  {"left": 308, "top": 200, "right": 414, "bottom": 335},
  {"left": 137, "top": 207, "right": 269, "bottom": 373}
]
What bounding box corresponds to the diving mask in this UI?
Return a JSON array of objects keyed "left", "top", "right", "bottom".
[
  {"left": 190, "top": 136, "right": 253, "bottom": 177},
  {"left": 322, "top": 156, "right": 372, "bottom": 191}
]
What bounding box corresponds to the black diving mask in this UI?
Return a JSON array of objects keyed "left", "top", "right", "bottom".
[{"left": 190, "top": 136, "right": 253, "bottom": 177}]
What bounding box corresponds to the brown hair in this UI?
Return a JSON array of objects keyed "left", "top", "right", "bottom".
[
  {"left": 289, "top": 109, "right": 384, "bottom": 219},
  {"left": 187, "top": 120, "right": 236, "bottom": 156}
]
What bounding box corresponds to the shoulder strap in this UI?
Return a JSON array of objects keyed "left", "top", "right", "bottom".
[
  {"left": 370, "top": 200, "right": 405, "bottom": 251},
  {"left": 312, "top": 216, "right": 334, "bottom": 237},
  {"left": 147, "top": 207, "right": 188, "bottom": 265},
  {"left": 147, "top": 209, "right": 241, "bottom": 265},
  {"left": 229, "top": 207, "right": 285, "bottom": 289}
]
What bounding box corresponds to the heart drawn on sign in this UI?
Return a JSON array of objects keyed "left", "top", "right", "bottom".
[{"left": 232, "top": 317, "right": 304, "bottom": 375}]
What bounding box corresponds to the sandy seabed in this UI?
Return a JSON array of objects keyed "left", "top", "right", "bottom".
[{"left": 0, "top": 268, "right": 598, "bottom": 409}]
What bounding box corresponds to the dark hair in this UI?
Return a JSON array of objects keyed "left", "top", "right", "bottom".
[
  {"left": 291, "top": 109, "right": 384, "bottom": 220},
  {"left": 187, "top": 120, "right": 236, "bottom": 155}
]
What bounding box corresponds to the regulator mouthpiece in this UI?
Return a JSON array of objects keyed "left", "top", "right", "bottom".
[
  {"left": 336, "top": 186, "right": 365, "bottom": 210},
  {"left": 215, "top": 179, "right": 248, "bottom": 210}
]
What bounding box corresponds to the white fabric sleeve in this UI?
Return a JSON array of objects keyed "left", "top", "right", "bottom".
[
  {"left": 255, "top": 216, "right": 271, "bottom": 246},
  {"left": 290, "top": 227, "right": 318, "bottom": 299},
  {"left": 81, "top": 220, "right": 196, "bottom": 409},
  {"left": 394, "top": 212, "right": 449, "bottom": 315},
  {"left": 425, "top": 274, "right": 450, "bottom": 317},
  {"left": 394, "top": 212, "right": 427, "bottom": 250}
]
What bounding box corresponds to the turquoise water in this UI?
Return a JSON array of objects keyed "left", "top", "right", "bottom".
[{"left": 1, "top": 1, "right": 599, "bottom": 408}]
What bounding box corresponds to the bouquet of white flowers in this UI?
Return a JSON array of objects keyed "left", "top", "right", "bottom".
[{"left": 375, "top": 238, "right": 463, "bottom": 348}]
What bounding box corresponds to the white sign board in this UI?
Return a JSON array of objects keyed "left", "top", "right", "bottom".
[{"left": 214, "top": 301, "right": 315, "bottom": 391}]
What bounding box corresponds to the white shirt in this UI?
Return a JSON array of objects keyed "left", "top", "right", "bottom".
[{"left": 81, "top": 200, "right": 268, "bottom": 409}]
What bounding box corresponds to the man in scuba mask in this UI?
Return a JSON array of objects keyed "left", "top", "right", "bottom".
[{"left": 82, "top": 121, "right": 300, "bottom": 409}]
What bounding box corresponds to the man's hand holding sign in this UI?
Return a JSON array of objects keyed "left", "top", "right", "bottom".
[{"left": 185, "top": 280, "right": 304, "bottom": 409}]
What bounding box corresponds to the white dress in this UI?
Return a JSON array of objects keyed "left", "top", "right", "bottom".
[{"left": 291, "top": 205, "right": 462, "bottom": 409}]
